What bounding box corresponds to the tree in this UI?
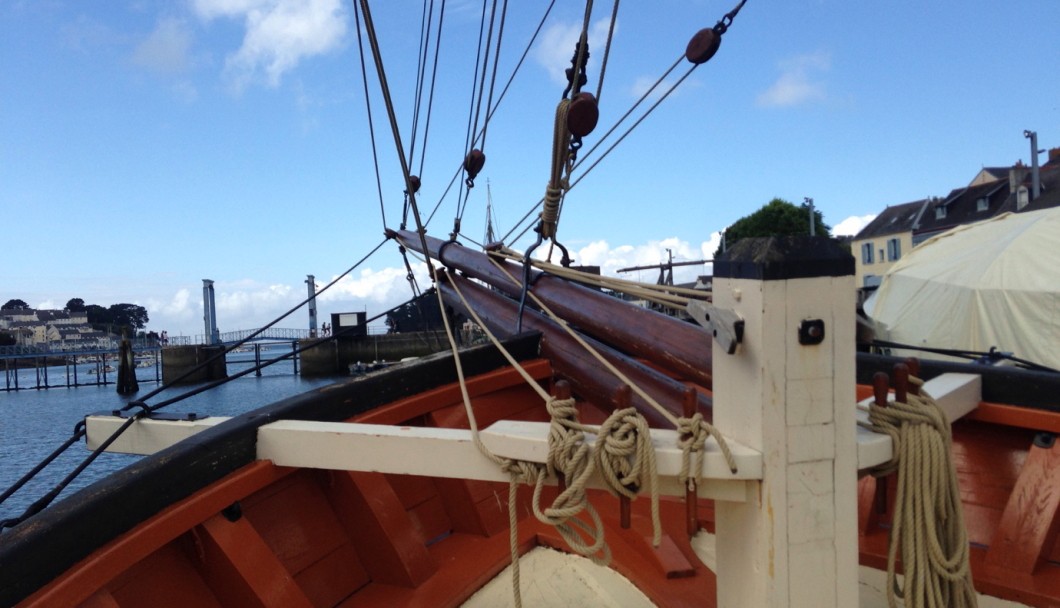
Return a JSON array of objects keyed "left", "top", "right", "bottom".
[
  {"left": 716, "top": 198, "right": 831, "bottom": 256},
  {"left": 2, "top": 299, "right": 29, "bottom": 310},
  {"left": 108, "top": 303, "right": 149, "bottom": 330},
  {"left": 65, "top": 298, "right": 86, "bottom": 313}
]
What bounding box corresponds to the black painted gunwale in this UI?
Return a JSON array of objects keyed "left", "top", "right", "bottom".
[
  {"left": 0, "top": 334, "right": 542, "bottom": 607},
  {"left": 856, "top": 352, "right": 1060, "bottom": 411}
]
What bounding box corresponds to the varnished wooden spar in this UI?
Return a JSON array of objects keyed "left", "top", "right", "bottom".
[
  {"left": 438, "top": 273, "right": 711, "bottom": 428},
  {"left": 394, "top": 229, "right": 714, "bottom": 389}
]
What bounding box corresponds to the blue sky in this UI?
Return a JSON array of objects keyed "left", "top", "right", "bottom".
[{"left": 3, "top": 0, "right": 1058, "bottom": 338}]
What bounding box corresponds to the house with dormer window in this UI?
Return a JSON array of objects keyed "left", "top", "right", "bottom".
[
  {"left": 853, "top": 147, "right": 1060, "bottom": 291},
  {"left": 850, "top": 199, "right": 928, "bottom": 288}
]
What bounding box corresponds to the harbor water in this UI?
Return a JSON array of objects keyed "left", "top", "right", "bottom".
[{"left": 0, "top": 351, "right": 339, "bottom": 523}]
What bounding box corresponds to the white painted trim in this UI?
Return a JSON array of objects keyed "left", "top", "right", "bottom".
[
  {"left": 855, "top": 372, "right": 982, "bottom": 470},
  {"left": 85, "top": 415, "right": 228, "bottom": 454}
]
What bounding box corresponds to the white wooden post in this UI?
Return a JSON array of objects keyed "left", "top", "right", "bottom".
[{"left": 711, "top": 237, "right": 857, "bottom": 607}]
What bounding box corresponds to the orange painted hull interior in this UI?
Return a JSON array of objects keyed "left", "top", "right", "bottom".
[{"left": 11, "top": 353, "right": 1060, "bottom": 608}]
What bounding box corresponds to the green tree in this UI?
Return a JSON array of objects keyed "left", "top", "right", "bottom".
[
  {"left": 2, "top": 299, "right": 29, "bottom": 310},
  {"left": 716, "top": 198, "right": 831, "bottom": 256},
  {"left": 109, "top": 303, "right": 149, "bottom": 330},
  {"left": 65, "top": 298, "right": 86, "bottom": 313},
  {"left": 0, "top": 331, "right": 16, "bottom": 346}
]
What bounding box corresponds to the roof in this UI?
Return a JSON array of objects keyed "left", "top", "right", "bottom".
[
  {"left": 914, "top": 179, "right": 1011, "bottom": 237},
  {"left": 35, "top": 310, "right": 69, "bottom": 322},
  {"left": 853, "top": 199, "right": 927, "bottom": 240}
]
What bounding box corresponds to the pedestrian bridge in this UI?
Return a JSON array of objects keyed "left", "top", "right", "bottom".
[{"left": 167, "top": 327, "right": 313, "bottom": 347}]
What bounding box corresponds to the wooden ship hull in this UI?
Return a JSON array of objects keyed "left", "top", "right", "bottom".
[{"left": 2, "top": 236, "right": 1060, "bottom": 608}]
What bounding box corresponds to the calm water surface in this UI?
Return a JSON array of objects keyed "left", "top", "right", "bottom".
[{"left": 0, "top": 353, "right": 338, "bottom": 522}]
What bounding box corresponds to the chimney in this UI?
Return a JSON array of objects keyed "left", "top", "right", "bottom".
[
  {"left": 1009, "top": 160, "right": 1027, "bottom": 194},
  {"left": 1049, "top": 147, "right": 1060, "bottom": 165},
  {"left": 1024, "top": 130, "right": 1041, "bottom": 200}
]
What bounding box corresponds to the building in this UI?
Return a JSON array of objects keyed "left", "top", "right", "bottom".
[
  {"left": 850, "top": 199, "right": 928, "bottom": 289},
  {"left": 0, "top": 308, "right": 114, "bottom": 349},
  {"left": 853, "top": 147, "right": 1060, "bottom": 290}
]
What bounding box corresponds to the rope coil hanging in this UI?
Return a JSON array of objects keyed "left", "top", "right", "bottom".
[{"left": 864, "top": 375, "right": 977, "bottom": 608}]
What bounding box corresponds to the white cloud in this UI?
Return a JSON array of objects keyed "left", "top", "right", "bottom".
[
  {"left": 534, "top": 18, "right": 615, "bottom": 87},
  {"left": 132, "top": 17, "right": 193, "bottom": 75},
  {"left": 757, "top": 51, "right": 830, "bottom": 108},
  {"left": 562, "top": 237, "right": 714, "bottom": 284},
  {"left": 191, "top": 0, "right": 348, "bottom": 90},
  {"left": 832, "top": 214, "right": 876, "bottom": 237}
]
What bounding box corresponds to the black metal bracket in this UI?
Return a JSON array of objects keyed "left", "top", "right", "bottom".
[{"left": 798, "top": 319, "right": 825, "bottom": 346}]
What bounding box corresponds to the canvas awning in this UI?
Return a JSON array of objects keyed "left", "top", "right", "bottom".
[{"left": 865, "top": 207, "right": 1060, "bottom": 370}]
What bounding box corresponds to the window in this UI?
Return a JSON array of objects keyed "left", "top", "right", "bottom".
[
  {"left": 861, "top": 242, "right": 874, "bottom": 264},
  {"left": 887, "top": 238, "right": 901, "bottom": 261},
  {"left": 935, "top": 206, "right": 947, "bottom": 220},
  {"left": 976, "top": 197, "right": 988, "bottom": 212}
]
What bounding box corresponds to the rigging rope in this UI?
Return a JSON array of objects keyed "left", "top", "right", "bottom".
[
  {"left": 417, "top": 0, "right": 447, "bottom": 179},
  {"left": 0, "top": 238, "right": 392, "bottom": 529},
  {"left": 352, "top": 3, "right": 388, "bottom": 229},
  {"left": 499, "top": 0, "right": 750, "bottom": 246},
  {"left": 421, "top": 0, "right": 559, "bottom": 233},
  {"left": 862, "top": 376, "right": 977, "bottom": 608},
  {"left": 357, "top": 0, "right": 436, "bottom": 279}
]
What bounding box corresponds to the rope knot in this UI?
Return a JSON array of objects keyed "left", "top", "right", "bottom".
[
  {"left": 677, "top": 413, "right": 738, "bottom": 489},
  {"left": 501, "top": 458, "right": 543, "bottom": 486},
  {"left": 594, "top": 407, "right": 662, "bottom": 546}
]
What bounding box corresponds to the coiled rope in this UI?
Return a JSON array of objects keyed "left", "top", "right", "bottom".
[{"left": 864, "top": 376, "right": 977, "bottom": 608}]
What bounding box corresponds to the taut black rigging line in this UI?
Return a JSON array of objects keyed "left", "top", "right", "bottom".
[
  {"left": 352, "top": 1, "right": 388, "bottom": 228},
  {"left": 500, "top": 0, "right": 750, "bottom": 246},
  {"left": 406, "top": 0, "right": 434, "bottom": 171},
  {"left": 0, "top": 238, "right": 392, "bottom": 529},
  {"left": 357, "top": 0, "right": 435, "bottom": 278},
  {"left": 416, "top": 0, "right": 447, "bottom": 180},
  {"left": 454, "top": 0, "right": 508, "bottom": 240},
  {"left": 422, "top": 0, "right": 557, "bottom": 230}
]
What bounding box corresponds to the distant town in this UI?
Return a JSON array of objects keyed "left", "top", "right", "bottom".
[{"left": 0, "top": 299, "right": 151, "bottom": 350}]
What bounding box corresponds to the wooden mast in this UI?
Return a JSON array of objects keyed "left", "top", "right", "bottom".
[{"left": 394, "top": 229, "right": 714, "bottom": 389}]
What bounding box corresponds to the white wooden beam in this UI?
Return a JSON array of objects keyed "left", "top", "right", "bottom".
[
  {"left": 854, "top": 372, "right": 982, "bottom": 471},
  {"left": 85, "top": 415, "right": 229, "bottom": 455},
  {"left": 257, "top": 419, "right": 761, "bottom": 502}
]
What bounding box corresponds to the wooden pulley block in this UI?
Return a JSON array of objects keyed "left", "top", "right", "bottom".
[
  {"left": 567, "top": 92, "right": 599, "bottom": 138},
  {"left": 406, "top": 175, "right": 421, "bottom": 193},
  {"left": 685, "top": 28, "right": 722, "bottom": 65},
  {"left": 463, "top": 149, "right": 486, "bottom": 180}
]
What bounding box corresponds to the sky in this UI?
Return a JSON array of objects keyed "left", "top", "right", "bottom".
[{"left": 2, "top": 0, "right": 1058, "bottom": 339}]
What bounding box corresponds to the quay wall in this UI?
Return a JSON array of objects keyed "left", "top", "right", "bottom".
[
  {"left": 299, "top": 331, "right": 451, "bottom": 376},
  {"left": 161, "top": 345, "right": 228, "bottom": 385}
]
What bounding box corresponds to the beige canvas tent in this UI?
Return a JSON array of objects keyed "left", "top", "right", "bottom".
[{"left": 865, "top": 207, "right": 1060, "bottom": 370}]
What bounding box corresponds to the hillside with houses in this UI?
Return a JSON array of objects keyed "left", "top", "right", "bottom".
[{"left": 0, "top": 308, "right": 115, "bottom": 349}]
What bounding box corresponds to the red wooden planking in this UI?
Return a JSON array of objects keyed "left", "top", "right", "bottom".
[
  {"left": 985, "top": 438, "right": 1060, "bottom": 574},
  {"left": 407, "top": 494, "right": 453, "bottom": 545},
  {"left": 109, "top": 542, "right": 226, "bottom": 608},
  {"left": 324, "top": 470, "right": 436, "bottom": 588},
  {"left": 293, "top": 543, "right": 370, "bottom": 608},
  {"left": 196, "top": 513, "right": 314, "bottom": 608},
  {"left": 385, "top": 474, "right": 437, "bottom": 510},
  {"left": 77, "top": 589, "right": 121, "bottom": 608},
  {"left": 241, "top": 472, "right": 348, "bottom": 575}
]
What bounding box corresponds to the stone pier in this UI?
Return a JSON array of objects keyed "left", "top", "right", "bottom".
[{"left": 161, "top": 345, "right": 228, "bottom": 385}]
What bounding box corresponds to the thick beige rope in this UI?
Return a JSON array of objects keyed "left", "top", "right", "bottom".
[
  {"left": 485, "top": 255, "right": 738, "bottom": 482},
  {"left": 489, "top": 247, "right": 708, "bottom": 309},
  {"left": 865, "top": 377, "right": 977, "bottom": 608},
  {"left": 595, "top": 407, "right": 662, "bottom": 545},
  {"left": 541, "top": 99, "right": 571, "bottom": 239},
  {"left": 412, "top": 242, "right": 733, "bottom": 605}
]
